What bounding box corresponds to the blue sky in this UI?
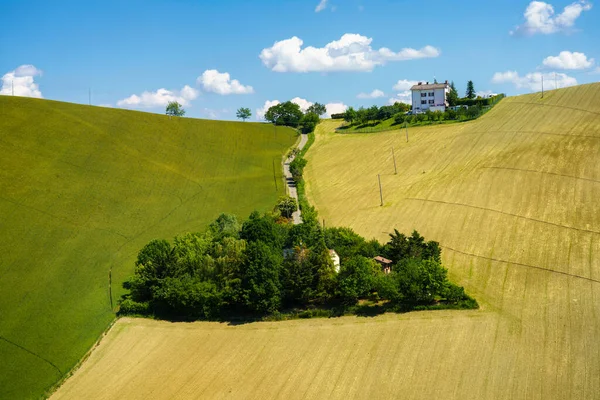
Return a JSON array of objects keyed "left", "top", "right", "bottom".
[{"left": 1, "top": 0, "right": 598, "bottom": 120}]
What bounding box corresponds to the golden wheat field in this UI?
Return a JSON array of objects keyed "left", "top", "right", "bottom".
[{"left": 52, "top": 84, "right": 600, "bottom": 399}]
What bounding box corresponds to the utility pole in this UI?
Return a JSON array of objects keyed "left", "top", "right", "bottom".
[
  {"left": 377, "top": 174, "right": 383, "bottom": 206},
  {"left": 391, "top": 147, "right": 397, "bottom": 174},
  {"left": 89, "top": 88, "right": 91, "bottom": 106},
  {"left": 12, "top": 79, "right": 14, "bottom": 96},
  {"left": 541, "top": 76, "right": 544, "bottom": 98}
]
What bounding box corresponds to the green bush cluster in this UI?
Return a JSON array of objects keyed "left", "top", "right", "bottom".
[{"left": 119, "top": 213, "right": 477, "bottom": 320}]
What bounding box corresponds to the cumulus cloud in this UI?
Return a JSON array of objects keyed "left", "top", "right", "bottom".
[
  {"left": 315, "top": 0, "right": 328, "bottom": 12},
  {"left": 492, "top": 70, "right": 577, "bottom": 91},
  {"left": 197, "top": 69, "right": 254, "bottom": 95},
  {"left": 392, "top": 79, "right": 419, "bottom": 91},
  {"left": 0, "top": 64, "right": 43, "bottom": 98},
  {"left": 542, "top": 51, "right": 594, "bottom": 69},
  {"left": 117, "top": 85, "right": 199, "bottom": 108},
  {"left": 511, "top": 1, "right": 592, "bottom": 35},
  {"left": 388, "top": 91, "right": 412, "bottom": 105},
  {"left": 256, "top": 99, "right": 281, "bottom": 120},
  {"left": 260, "top": 34, "right": 440, "bottom": 73},
  {"left": 256, "top": 98, "right": 347, "bottom": 120},
  {"left": 357, "top": 89, "right": 385, "bottom": 99},
  {"left": 325, "top": 102, "right": 347, "bottom": 117}
]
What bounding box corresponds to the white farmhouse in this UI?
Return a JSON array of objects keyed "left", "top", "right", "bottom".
[{"left": 411, "top": 81, "right": 450, "bottom": 113}]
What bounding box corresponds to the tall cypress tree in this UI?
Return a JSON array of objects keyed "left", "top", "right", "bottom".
[
  {"left": 447, "top": 81, "right": 459, "bottom": 106},
  {"left": 466, "top": 81, "right": 476, "bottom": 99}
]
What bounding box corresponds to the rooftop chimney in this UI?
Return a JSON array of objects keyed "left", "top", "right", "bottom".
[
  {"left": 418, "top": 81, "right": 422, "bottom": 85},
  {"left": 445, "top": 80, "right": 448, "bottom": 84},
  {"left": 426, "top": 81, "right": 429, "bottom": 85}
]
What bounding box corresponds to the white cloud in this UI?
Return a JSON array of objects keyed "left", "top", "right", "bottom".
[
  {"left": 315, "top": 0, "right": 328, "bottom": 12},
  {"left": 0, "top": 64, "right": 43, "bottom": 98},
  {"left": 256, "top": 99, "right": 281, "bottom": 120},
  {"left": 357, "top": 89, "right": 385, "bottom": 99},
  {"left": 117, "top": 85, "right": 199, "bottom": 108},
  {"left": 201, "top": 108, "right": 229, "bottom": 120},
  {"left": 197, "top": 69, "right": 254, "bottom": 95},
  {"left": 325, "top": 102, "right": 347, "bottom": 117},
  {"left": 290, "top": 97, "right": 313, "bottom": 112},
  {"left": 256, "top": 98, "right": 347, "bottom": 120},
  {"left": 511, "top": 1, "right": 592, "bottom": 35},
  {"left": 542, "top": 51, "right": 594, "bottom": 69},
  {"left": 260, "top": 34, "right": 440, "bottom": 73},
  {"left": 392, "top": 79, "right": 419, "bottom": 91},
  {"left": 492, "top": 70, "right": 577, "bottom": 91},
  {"left": 388, "top": 91, "right": 412, "bottom": 105}
]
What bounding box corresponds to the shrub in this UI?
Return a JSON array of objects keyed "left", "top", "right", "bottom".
[
  {"left": 394, "top": 113, "right": 405, "bottom": 125},
  {"left": 118, "top": 299, "right": 150, "bottom": 315}
]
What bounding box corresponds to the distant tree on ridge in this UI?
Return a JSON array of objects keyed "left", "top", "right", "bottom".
[
  {"left": 166, "top": 101, "right": 185, "bottom": 117},
  {"left": 236, "top": 107, "right": 252, "bottom": 121}
]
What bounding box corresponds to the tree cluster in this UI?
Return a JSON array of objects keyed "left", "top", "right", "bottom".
[
  {"left": 264, "top": 102, "right": 327, "bottom": 133},
  {"left": 120, "top": 212, "right": 476, "bottom": 320},
  {"left": 343, "top": 103, "right": 410, "bottom": 126}
]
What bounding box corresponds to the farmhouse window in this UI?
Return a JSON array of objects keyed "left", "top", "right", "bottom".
[
  {"left": 421, "top": 93, "right": 426, "bottom": 97},
  {"left": 429, "top": 92, "right": 434, "bottom": 96},
  {"left": 421, "top": 100, "right": 427, "bottom": 105},
  {"left": 428, "top": 100, "right": 434, "bottom": 104}
]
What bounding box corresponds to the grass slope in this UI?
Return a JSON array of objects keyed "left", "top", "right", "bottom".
[
  {"left": 49, "top": 84, "right": 599, "bottom": 400},
  {"left": 0, "top": 96, "right": 296, "bottom": 399},
  {"left": 304, "top": 83, "right": 600, "bottom": 398}
]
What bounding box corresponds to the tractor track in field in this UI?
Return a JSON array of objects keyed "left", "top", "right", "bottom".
[
  {"left": 0, "top": 336, "right": 63, "bottom": 377},
  {"left": 482, "top": 166, "right": 600, "bottom": 185},
  {"left": 405, "top": 197, "right": 600, "bottom": 236},
  {"left": 508, "top": 100, "right": 600, "bottom": 117},
  {"left": 443, "top": 245, "right": 600, "bottom": 284}
]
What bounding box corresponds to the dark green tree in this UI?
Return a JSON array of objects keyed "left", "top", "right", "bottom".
[
  {"left": 324, "top": 227, "right": 381, "bottom": 261},
  {"left": 236, "top": 107, "right": 251, "bottom": 121},
  {"left": 394, "top": 258, "right": 448, "bottom": 303},
  {"left": 209, "top": 213, "right": 240, "bottom": 239},
  {"left": 336, "top": 256, "right": 377, "bottom": 305},
  {"left": 447, "top": 83, "right": 459, "bottom": 107},
  {"left": 282, "top": 245, "right": 314, "bottom": 305},
  {"left": 466, "top": 80, "right": 476, "bottom": 100},
  {"left": 301, "top": 112, "right": 320, "bottom": 133},
  {"left": 366, "top": 105, "right": 379, "bottom": 122},
  {"left": 306, "top": 102, "right": 327, "bottom": 116},
  {"left": 276, "top": 196, "right": 298, "bottom": 219},
  {"left": 240, "top": 211, "right": 286, "bottom": 250},
  {"left": 166, "top": 101, "right": 185, "bottom": 117},
  {"left": 344, "top": 107, "right": 357, "bottom": 124},
  {"left": 239, "top": 241, "right": 282, "bottom": 314},
  {"left": 309, "top": 231, "right": 336, "bottom": 301},
  {"left": 264, "top": 101, "right": 304, "bottom": 127}
]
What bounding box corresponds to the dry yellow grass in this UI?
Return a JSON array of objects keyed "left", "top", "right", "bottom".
[{"left": 52, "top": 84, "right": 600, "bottom": 399}]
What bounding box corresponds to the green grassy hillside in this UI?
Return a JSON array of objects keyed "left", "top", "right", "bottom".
[
  {"left": 0, "top": 96, "right": 296, "bottom": 399},
  {"left": 303, "top": 83, "right": 600, "bottom": 398}
]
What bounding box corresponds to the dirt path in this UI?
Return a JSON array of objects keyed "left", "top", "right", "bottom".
[{"left": 283, "top": 133, "right": 308, "bottom": 225}]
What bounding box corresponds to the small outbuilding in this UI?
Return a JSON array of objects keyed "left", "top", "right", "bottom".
[
  {"left": 329, "top": 249, "right": 340, "bottom": 273},
  {"left": 374, "top": 256, "right": 393, "bottom": 274}
]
